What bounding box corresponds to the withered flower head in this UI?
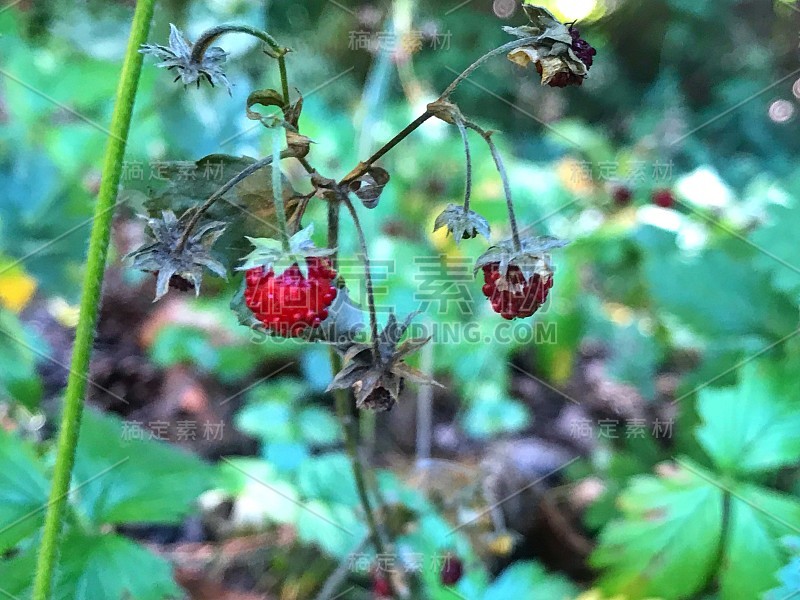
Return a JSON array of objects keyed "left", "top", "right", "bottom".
[
  {"left": 140, "top": 24, "right": 231, "bottom": 92},
  {"left": 434, "top": 203, "right": 491, "bottom": 244},
  {"left": 327, "top": 313, "right": 442, "bottom": 411},
  {"left": 503, "top": 5, "right": 596, "bottom": 88},
  {"left": 126, "top": 210, "right": 227, "bottom": 301}
]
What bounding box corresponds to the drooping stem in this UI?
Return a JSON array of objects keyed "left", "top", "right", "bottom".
[
  {"left": 340, "top": 36, "right": 537, "bottom": 185},
  {"left": 439, "top": 36, "right": 537, "bottom": 99},
  {"left": 342, "top": 197, "right": 380, "bottom": 357},
  {"left": 271, "top": 129, "right": 291, "bottom": 251},
  {"left": 470, "top": 123, "right": 521, "bottom": 250},
  {"left": 327, "top": 200, "right": 339, "bottom": 271},
  {"left": 454, "top": 117, "right": 472, "bottom": 212},
  {"left": 332, "top": 387, "right": 401, "bottom": 596},
  {"left": 176, "top": 152, "right": 293, "bottom": 252},
  {"left": 190, "top": 24, "right": 290, "bottom": 106},
  {"left": 31, "top": 1, "right": 156, "bottom": 598}
]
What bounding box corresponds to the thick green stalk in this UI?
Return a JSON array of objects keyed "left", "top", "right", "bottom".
[{"left": 31, "top": 2, "right": 156, "bottom": 598}]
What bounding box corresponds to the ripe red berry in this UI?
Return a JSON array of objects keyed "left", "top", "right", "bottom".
[
  {"left": 652, "top": 189, "right": 675, "bottom": 208},
  {"left": 372, "top": 571, "right": 392, "bottom": 597},
  {"left": 244, "top": 257, "right": 337, "bottom": 337},
  {"left": 440, "top": 554, "right": 464, "bottom": 586},
  {"left": 481, "top": 263, "right": 553, "bottom": 320},
  {"left": 612, "top": 185, "right": 633, "bottom": 206}
]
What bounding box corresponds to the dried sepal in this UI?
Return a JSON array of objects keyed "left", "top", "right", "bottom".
[
  {"left": 238, "top": 223, "right": 335, "bottom": 278},
  {"left": 140, "top": 24, "right": 231, "bottom": 92},
  {"left": 503, "top": 5, "right": 594, "bottom": 88},
  {"left": 126, "top": 210, "right": 227, "bottom": 301},
  {"left": 327, "top": 313, "right": 442, "bottom": 412},
  {"left": 474, "top": 234, "right": 567, "bottom": 281},
  {"left": 433, "top": 203, "right": 491, "bottom": 244},
  {"left": 348, "top": 167, "right": 391, "bottom": 209}
]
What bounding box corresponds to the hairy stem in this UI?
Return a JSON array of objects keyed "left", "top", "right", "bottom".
[
  {"left": 190, "top": 24, "right": 290, "bottom": 106},
  {"left": 271, "top": 129, "right": 291, "bottom": 251},
  {"left": 340, "top": 36, "right": 537, "bottom": 185},
  {"left": 31, "top": 2, "right": 156, "bottom": 598},
  {"left": 469, "top": 123, "right": 521, "bottom": 250},
  {"left": 439, "top": 36, "right": 537, "bottom": 99},
  {"left": 454, "top": 117, "right": 472, "bottom": 212},
  {"left": 192, "top": 23, "right": 284, "bottom": 59},
  {"left": 342, "top": 197, "right": 380, "bottom": 357}
]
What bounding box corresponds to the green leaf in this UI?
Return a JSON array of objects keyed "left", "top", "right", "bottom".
[
  {"left": 295, "top": 500, "right": 366, "bottom": 557},
  {"left": 720, "top": 483, "right": 800, "bottom": 599},
  {"left": 696, "top": 362, "right": 800, "bottom": 475},
  {"left": 0, "top": 309, "right": 43, "bottom": 408},
  {"left": 637, "top": 226, "right": 797, "bottom": 339},
  {"left": 750, "top": 198, "right": 800, "bottom": 298},
  {"left": 236, "top": 399, "right": 296, "bottom": 443},
  {"left": 0, "top": 429, "right": 49, "bottom": 552},
  {"left": 765, "top": 537, "right": 800, "bottom": 600},
  {"left": 483, "top": 561, "right": 577, "bottom": 600},
  {"left": 142, "top": 154, "right": 299, "bottom": 271},
  {"left": 0, "top": 530, "right": 181, "bottom": 600},
  {"left": 593, "top": 458, "right": 800, "bottom": 600},
  {"left": 592, "top": 460, "right": 724, "bottom": 599},
  {"left": 72, "top": 410, "right": 212, "bottom": 525},
  {"left": 298, "top": 406, "right": 341, "bottom": 445},
  {"left": 462, "top": 395, "right": 531, "bottom": 440},
  {"left": 296, "top": 453, "right": 359, "bottom": 506}
]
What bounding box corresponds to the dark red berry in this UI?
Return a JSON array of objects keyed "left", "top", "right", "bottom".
[
  {"left": 440, "top": 554, "right": 464, "bottom": 586},
  {"left": 569, "top": 26, "right": 597, "bottom": 68},
  {"left": 372, "top": 571, "right": 392, "bottom": 597},
  {"left": 481, "top": 263, "right": 552, "bottom": 319},
  {"left": 244, "top": 257, "right": 337, "bottom": 337},
  {"left": 612, "top": 186, "right": 633, "bottom": 206},
  {"left": 652, "top": 189, "right": 675, "bottom": 208}
]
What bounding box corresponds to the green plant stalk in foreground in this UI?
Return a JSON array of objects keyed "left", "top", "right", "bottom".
[{"left": 31, "top": 2, "right": 157, "bottom": 598}]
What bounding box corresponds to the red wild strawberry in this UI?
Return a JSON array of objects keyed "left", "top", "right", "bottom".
[
  {"left": 652, "top": 189, "right": 675, "bottom": 208},
  {"left": 372, "top": 571, "right": 392, "bottom": 598},
  {"left": 481, "top": 263, "right": 553, "bottom": 320},
  {"left": 440, "top": 554, "right": 464, "bottom": 586},
  {"left": 612, "top": 185, "right": 633, "bottom": 206},
  {"left": 244, "top": 257, "right": 337, "bottom": 337}
]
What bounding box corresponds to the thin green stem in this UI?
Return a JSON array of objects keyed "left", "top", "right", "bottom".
[
  {"left": 439, "top": 36, "right": 537, "bottom": 99},
  {"left": 191, "top": 24, "right": 284, "bottom": 61},
  {"left": 333, "top": 385, "right": 401, "bottom": 597},
  {"left": 454, "top": 117, "right": 472, "bottom": 212},
  {"left": 339, "top": 36, "right": 537, "bottom": 186},
  {"left": 271, "top": 129, "right": 291, "bottom": 251},
  {"left": 177, "top": 154, "right": 286, "bottom": 252},
  {"left": 190, "top": 24, "right": 290, "bottom": 107},
  {"left": 469, "top": 123, "right": 521, "bottom": 250},
  {"left": 342, "top": 197, "right": 380, "bottom": 357},
  {"left": 31, "top": 2, "right": 156, "bottom": 598}
]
